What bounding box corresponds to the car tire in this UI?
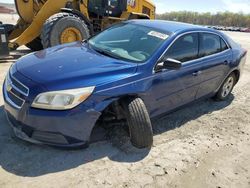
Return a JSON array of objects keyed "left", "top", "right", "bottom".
[
  {"left": 25, "top": 37, "right": 43, "bottom": 51},
  {"left": 41, "top": 13, "right": 90, "bottom": 48},
  {"left": 122, "top": 98, "right": 153, "bottom": 148},
  {"left": 214, "top": 73, "right": 236, "bottom": 101}
]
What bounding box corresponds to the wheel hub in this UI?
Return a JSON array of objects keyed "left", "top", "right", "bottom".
[
  {"left": 222, "top": 76, "right": 234, "bottom": 97},
  {"left": 60, "top": 27, "right": 82, "bottom": 44}
]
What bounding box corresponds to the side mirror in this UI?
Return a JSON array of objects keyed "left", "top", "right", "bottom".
[{"left": 155, "top": 58, "right": 182, "bottom": 72}]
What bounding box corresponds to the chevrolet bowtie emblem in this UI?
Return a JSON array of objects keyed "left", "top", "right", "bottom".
[{"left": 6, "top": 83, "right": 12, "bottom": 92}]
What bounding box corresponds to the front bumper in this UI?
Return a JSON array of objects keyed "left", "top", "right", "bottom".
[
  {"left": 4, "top": 100, "right": 101, "bottom": 148},
  {"left": 2, "top": 68, "right": 115, "bottom": 148},
  {"left": 3, "top": 81, "right": 103, "bottom": 148}
]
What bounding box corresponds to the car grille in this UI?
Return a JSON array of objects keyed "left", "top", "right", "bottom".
[{"left": 4, "top": 71, "right": 29, "bottom": 109}]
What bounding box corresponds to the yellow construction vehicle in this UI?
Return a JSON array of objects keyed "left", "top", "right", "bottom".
[{"left": 2, "top": 0, "right": 155, "bottom": 51}]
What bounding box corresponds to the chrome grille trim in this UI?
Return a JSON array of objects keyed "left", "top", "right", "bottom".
[
  {"left": 4, "top": 71, "right": 29, "bottom": 109},
  {"left": 8, "top": 89, "right": 24, "bottom": 101},
  {"left": 4, "top": 84, "right": 22, "bottom": 109},
  {"left": 12, "top": 77, "right": 29, "bottom": 96},
  {"left": 7, "top": 72, "right": 29, "bottom": 96}
]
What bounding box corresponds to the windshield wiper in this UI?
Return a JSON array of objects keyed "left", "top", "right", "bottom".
[
  {"left": 92, "top": 47, "right": 123, "bottom": 60},
  {"left": 81, "top": 39, "right": 88, "bottom": 44}
]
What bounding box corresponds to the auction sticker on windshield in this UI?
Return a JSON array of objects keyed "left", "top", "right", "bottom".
[{"left": 148, "top": 31, "right": 169, "bottom": 40}]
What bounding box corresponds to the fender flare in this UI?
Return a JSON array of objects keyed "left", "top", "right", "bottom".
[{"left": 215, "top": 68, "right": 240, "bottom": 93}]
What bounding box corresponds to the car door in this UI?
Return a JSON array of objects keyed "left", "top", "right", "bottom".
[
  {"left": 195, "top": 32, "right": 232, "bottom": 98},
  {"left": 149, "top": 32, "right": 205, "bottom": 117}
]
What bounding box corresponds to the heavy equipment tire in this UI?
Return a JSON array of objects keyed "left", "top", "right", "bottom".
[
  {"left": 41, "top": 13, "right": 90, "bottom": 48},
  {"left": 25, "top": 37, "right": 43, "bottom": 51},
  {"left": 122, "top": 98, "right": 153, "bottom": 148},
  {"left": 214, "top": 73, "right": 236, "bottom": 101}
]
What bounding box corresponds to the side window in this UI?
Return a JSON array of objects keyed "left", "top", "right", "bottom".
[
  {"left": 110, "top": 0, "right": 118, "bottom": 7},
  {"left": 221, "top": 38, "right": 229, "bottom": 51},
  {"left": 199, "top": 33, "right": 221, "bottom": 57},
  {"left": 165, "top": 33, "right": 199, "bottom": 62},
  {"left": 142, "top": 6, "right": 151, "bottom": 17}
]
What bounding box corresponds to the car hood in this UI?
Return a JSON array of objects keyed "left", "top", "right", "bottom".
[{"left": 16, "top": 42, "right": 137, "bottom": 90}]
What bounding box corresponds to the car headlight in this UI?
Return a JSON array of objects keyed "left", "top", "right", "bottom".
[{"left": 31, "top": 86, "right": 95, "bottom": 110}]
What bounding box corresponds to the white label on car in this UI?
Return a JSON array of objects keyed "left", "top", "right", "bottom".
[
  {"left": 148, "top": 31, "right": 169, "bottom": 40},
  {"left": 1, "top": 34, "right": 6, "bottom": 43}
]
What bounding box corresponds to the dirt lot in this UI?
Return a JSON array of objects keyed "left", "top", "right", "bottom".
[
  {"left": 0, "top": 13, "right": 18, "bottom": 24},
  {"left": 0, "top": 29, "right": 250, "bottom": 187}
]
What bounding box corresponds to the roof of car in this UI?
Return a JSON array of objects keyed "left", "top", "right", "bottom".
[{"left": 127, "top": 19, "right": 212, "bottom": 34}]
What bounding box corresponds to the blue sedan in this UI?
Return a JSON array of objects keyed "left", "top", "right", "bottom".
[{"left": 3, "top": 20, "right": 247, "bottom": 148}]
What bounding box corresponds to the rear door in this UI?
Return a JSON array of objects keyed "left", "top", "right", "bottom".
[{"left": 195, "top": 32, "right": 232, "bottom": 98}]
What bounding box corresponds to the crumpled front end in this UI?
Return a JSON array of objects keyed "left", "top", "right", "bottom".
[{"left": 3, "top": 66, "right": 109, "bottom": 148}]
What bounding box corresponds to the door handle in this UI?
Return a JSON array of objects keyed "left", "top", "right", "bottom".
[{"left": 192, "top": 71, "right": 202, "bottom": 76}]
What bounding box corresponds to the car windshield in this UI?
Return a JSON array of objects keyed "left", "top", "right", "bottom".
[{"left": 88, "top": 23, "right": 170, "bottom": 62}]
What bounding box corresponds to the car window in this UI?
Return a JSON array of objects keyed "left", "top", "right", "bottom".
[
  {"left": 89, "top": 23, "right": 169, "bottom": 62},
  {"left": 199, "top": 33, "right": 221, "bottom": 57},
  {"left": 221, "top": 38, "right": 229, "bottom": 51},
  {"left": 164, "top": 33, "right": 199, "bottom": 62}
]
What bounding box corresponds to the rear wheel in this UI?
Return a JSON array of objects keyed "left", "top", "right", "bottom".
[
  {"left": 122, "top": 98, "right": 153, "bottom": 148},
  {"left": 214, "top": 73, "right": 236, "bottom": 101},
  {"left": 41, "top": 13, "right": 90, "bottom": 48}
]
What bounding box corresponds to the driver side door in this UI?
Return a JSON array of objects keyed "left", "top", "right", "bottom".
[{"left": 149, "top": 32, "right": 204, "bottom": 117}]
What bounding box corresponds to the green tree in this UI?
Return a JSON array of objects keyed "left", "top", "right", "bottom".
[{"left": 156, "top": 11, "right": 250, "bottom": 27}]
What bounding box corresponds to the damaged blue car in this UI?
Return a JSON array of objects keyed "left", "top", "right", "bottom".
[{"left": 3, "top": 20, "right": 247, "bottom": 148}]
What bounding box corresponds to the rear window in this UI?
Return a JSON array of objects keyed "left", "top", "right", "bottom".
[
  {"left": 199, "top": 33, "right": 229, "bottom": 57},
  {"left": 221, "top": 38, "right": 229, "bottom": 51},
  {"left": 199, "top": 33, "right": 221, "bottom": 57}
]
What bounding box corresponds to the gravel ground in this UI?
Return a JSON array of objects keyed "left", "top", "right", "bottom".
[
  {"left": 0, "top": 28, "right": 250, "bottom": 187},
  {"left": 0, "top": 13, "right": 18, "bottom": 24}
]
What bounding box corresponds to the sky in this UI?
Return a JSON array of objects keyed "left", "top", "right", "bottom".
[
  {"left": 1, "top": 0, "right": 250, "bottom": 14},
  {"left": 155, "top": 0, "right": 250, "bottom": 14}
]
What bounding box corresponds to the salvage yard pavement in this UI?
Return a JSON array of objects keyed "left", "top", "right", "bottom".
[{"left": 0, "top": 31, "right": 250, "bottom": 188}]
